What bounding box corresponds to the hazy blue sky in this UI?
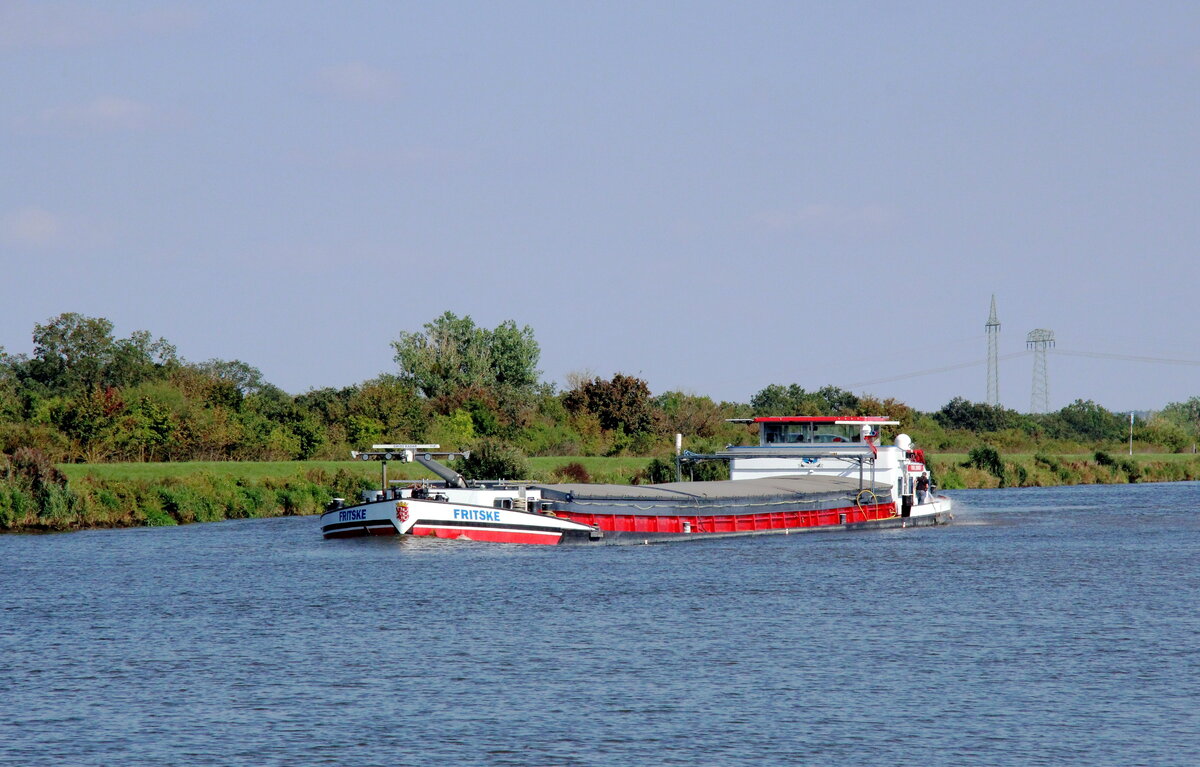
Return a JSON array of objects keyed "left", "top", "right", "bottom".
[{"left": 3, "top": 1, "right": 1198, "bottom": 412}]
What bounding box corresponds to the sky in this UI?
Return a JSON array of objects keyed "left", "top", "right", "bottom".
[{"left": 2, "top": 1, "right": 1198, "bottom": 413}]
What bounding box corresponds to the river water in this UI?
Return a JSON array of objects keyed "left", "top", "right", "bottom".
[{"left": 2, "top": 482, "right": 1198, "bottom": 766}]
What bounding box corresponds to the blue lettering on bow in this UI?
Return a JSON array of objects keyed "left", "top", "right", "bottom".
[{"left": 453, "top": 508, "right": 500, "bottom": 522}]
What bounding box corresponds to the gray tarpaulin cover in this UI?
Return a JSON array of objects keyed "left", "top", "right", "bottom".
[{"left": 538, "top": 475, "right": 889, "bottom": 505}]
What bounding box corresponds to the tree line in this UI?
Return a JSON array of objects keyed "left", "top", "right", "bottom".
[{"left": 2, "top": 311, "right": 1199, "bottom": 467}]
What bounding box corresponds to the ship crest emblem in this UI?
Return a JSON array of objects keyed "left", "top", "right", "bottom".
[{"left": 396, "top": 501, "right": 409, "bottom": 522}]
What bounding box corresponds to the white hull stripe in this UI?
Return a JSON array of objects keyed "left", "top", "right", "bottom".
[
  {"left": 414, "top": 523, "right": 560, "bottom": 537},
  {"left": 415, "top": 518, "right": 577, "bottom": 535}
]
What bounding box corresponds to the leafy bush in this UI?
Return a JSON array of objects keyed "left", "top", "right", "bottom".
[
  {"left": 236, "top": 484, "right": 269, "bottom": 517},
  {"left": 964, "top": 445, "right": 1005, "bottom": 480},
  {"left": 638, "top": 456, "right": 728, "bottom": 483},
  {"left": 1035, "top": 452, "right": 1072, "bottom": 483},
  {"left": 10, "top": 447, "right": 67, "bottom": 497},
  {"left": 274, "top": 487, "right": 307, "bottom": 515},
  {"left": 935, "top": 467, "right": 966, "bottom": 489},
  {"left": 157, "top": 484, "right": 221, "bottom": 524},
  {"left": 1034, "top": 452, "right": 1061, "bottom": 472},
  {"left": 0, "top": 486, "right": 35, "bottom": 529},
  {"left": 457, "top": 438, "right": 530, "bottom": 480},
  {"left": 143, "top": 506, "right": 177, "bottom": 527},
  {"left": 554, "top": 462, "right": 591, "bottom": 483},
  {"left": 515, "top": 417, "right": 590, "bottom": 456},
  {"left": 684, "top": 460, "right": 729, "bottom": 481},
  {"left": 329, "top": 468, "right": 374, "bottom": 503},
  {"left": 1096, "top": 454, "right": 1141, "bottom": 483},
  {"left": 643, "top": 457, "right": 678, "bottom": 484},
  {"left": 1093, "top": 450, "right": 1140, "bottom": 482},
  {"left": 1009, "top": 463, "right": 1028, "bottom": 486},
  {"left": 1120, "top": 458, "right": 1141, "bottom": 483}
]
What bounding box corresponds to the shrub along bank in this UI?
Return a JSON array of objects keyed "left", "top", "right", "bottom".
[{"left": 0, "top": 449, "right": 377, "bottom": 532}]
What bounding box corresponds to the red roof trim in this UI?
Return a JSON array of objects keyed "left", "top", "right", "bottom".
[{"left": 753, "top": 416, "right": 893, "bottom": 423}]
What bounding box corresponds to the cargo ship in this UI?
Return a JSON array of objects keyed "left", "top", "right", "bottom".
[{"left": 320, "top": 416, "right": 951, "bottom": 545}]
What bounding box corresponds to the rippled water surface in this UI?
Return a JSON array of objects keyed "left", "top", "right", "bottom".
[{"left": 3, "top": 483, "right": 1199, "bottom": 766}]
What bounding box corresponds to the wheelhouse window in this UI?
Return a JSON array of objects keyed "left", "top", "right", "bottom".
[{"left": 760, "top": 422, "right": 867, "bottom": 445}]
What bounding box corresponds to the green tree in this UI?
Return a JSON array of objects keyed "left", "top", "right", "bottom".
[
  {"left": 751, "top": 384, "right": 813, "bottom": 415},
  {"left": 345, "top": 414, "right": 385, "bottom": 447},
  {"left": 263, "top": 425, "right": 302, "bottom": 460},
  {"left": 391, "top": 312, "right": 541, "bottom": 407},
  {"left": 750, "top": 384, "right": 872, "bottom": 417},
  {"left": 814, "top": 385, "right": 860, "bottom": 414},
  {"left": 117, "top": 396, "right": 175, "bottom": 461},
  {"left": 748, "top": 383, "right": 863, "bottom": 416},
  {"left": 346, "top": 375, "right": 427, "bottom": 441},
  {"left": 1044, "top": 399, "right": 1125, "bottom": 442},
  {"left": 1160, "top": 397, "right": 1200, "bottom": 439},
  {"left": 1137, "top": 415, "right": 1190, "bottom": 452},
  {"left": 0, "top": 348, "right": 21, "bottom": 421},
  {"left": 50, "top": 388, "right": 125, "bottom": 460},
  {"left": 106, "top": 330, "right": 177, "bottom": 389},
  {"left": 563, "top": 373, "right": 652, "bottom": 433},
  {"left": 28, "top": 313, "right": 116, "bottom": 394},
  {"left": 935, "top": 397, "right": 1018, "bottom": 432},
  {"left": 463, "top": 396, "right": 502, "bottom": 436},
  {"left": 24, "top": 313, "right": 175, "bottom": 396},
  {"left": 426, "top": 409, "right": 476, "bottom": 451},
  {"left": 488, "top": 320, "right": 541, "bottom": 390},
  {"left": 652, "top": 391, "right": 726, "bottom": 438},
  {"left": 295, "top": 386, "right": 354, "bottom": 427},
  {"left": 193, "top": 359, "right": 268, "bottom": 397}
]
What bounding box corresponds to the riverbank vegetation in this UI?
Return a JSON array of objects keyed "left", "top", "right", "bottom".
[
  {"left": 4, "top": 311, "right": 1200, "bottom": 531},
  {"left": 5, "top": 450, "right": 1199, "bottom": 533}
]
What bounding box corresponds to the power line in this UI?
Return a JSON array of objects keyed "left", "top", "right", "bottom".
[
  {"left": 841, "top": 346, "right": 1200, "bottom": 393},
  {"left": 824, "top": 333, "right": 986, "bottom": 378},
  {"left": 845, "top": 351, "right": 1029, "bottom": 389},
  {"left": 1053, "top": 349, "right": 1200, "bottom": 366}
]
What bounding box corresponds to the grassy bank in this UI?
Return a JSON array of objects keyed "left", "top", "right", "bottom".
[
  {"left": 0, "top": 466, "right": 374, "bottom": 533},
  {"left": 930, "top": 451, "right": 1200, "bottom": 489},
  {"left": 4, "top": 451, "right": 1198, "bottom": 534},
  {"left": 2, "top": 457, "right": 656, "bottom": 533}
]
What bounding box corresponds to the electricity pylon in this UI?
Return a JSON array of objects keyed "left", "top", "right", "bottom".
[
  {"left": 986, "top": 295, "right": 1000, "bottom": 406},
  {"left": 1026, "top": 328, "right": 1055, "bottom": 413}
]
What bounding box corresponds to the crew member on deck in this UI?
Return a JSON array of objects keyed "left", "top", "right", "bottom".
[{"left": 916, "top": 474, "right": 930, "bottom": 504}]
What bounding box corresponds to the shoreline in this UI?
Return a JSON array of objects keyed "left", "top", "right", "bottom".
[
  {"left": 928, "top": 451, "right": 1200, "bottom": 489},
  {"left": 3, "top": 453, "right": 1198, "bottom": 534}
]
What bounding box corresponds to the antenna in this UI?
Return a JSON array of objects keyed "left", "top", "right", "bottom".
[
  {"left": 1026, "top": 329, "right": 1055, "bottom": 413},
  {"left": 986, "top": 295, "right": 1000, "bottom": 405}
]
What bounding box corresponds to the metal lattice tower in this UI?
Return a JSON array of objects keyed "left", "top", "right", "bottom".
[
  {"left": 985, "top": 295, "right": 1000, "bottom": 405},
  {"left": 1026, "top": 329, "right": 1055, "bottom": 413}
]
